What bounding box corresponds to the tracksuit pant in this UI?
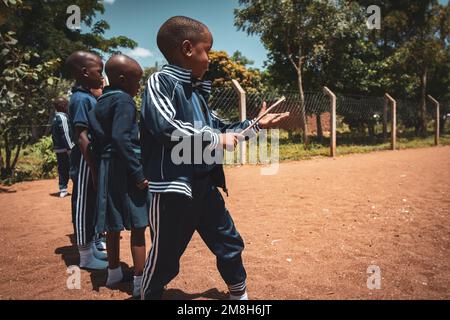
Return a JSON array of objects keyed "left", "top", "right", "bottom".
[
  {"left": 56, "top": 152, "right": 70, "bottom": 192},
  {"left": 71, "top": 156, "right": 96, "bottom": 247},
  {"left": 141, "top": 175, "right": 247, "bottom": 299}
]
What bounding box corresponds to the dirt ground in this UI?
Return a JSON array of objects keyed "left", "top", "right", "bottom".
[{"left": 1, "top": 146, "right": 449, "bottom": 300}]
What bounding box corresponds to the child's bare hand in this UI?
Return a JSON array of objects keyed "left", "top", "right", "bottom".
[
  {"left": 136, "top": 179, "right": 149, "bottom": 190},
  {"left": 257, "top": 101, "right": 290, "bottom": 129},
  {"left": 219, "top": 133, "right": 244, "bottom": 151}
]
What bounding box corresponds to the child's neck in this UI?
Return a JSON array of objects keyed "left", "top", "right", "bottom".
[{"left": 169, "top": 60, "right": 191, "bottom": 71}]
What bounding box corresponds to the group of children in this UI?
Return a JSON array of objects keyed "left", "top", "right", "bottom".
[{"left": 51, "top": 16, "right": 289, "bottom": 300}]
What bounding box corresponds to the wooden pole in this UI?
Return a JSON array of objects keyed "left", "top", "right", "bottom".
[
  {"left": 383, "top": 99, "right": 388, "bottom": 141},
  {"left": 427, "top": 95, "right": 440, "bottom": 146},
  {"left": 231, "top": 79, "right": 247, "bottom": 164},
  {"left": 384, "top": 93, "right": 397, "bottom": 150},
  {"left": 323, "top": 86, "right": 336, "bottom": 157}
]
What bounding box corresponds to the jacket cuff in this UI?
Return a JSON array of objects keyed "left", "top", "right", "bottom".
[
  {"left": 202, "top": 129, "right": 220, "bottom": 151},
  {"left": 242, "top": 119, "right": 260, "bottom": 140}
]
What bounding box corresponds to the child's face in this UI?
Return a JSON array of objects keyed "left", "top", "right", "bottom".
[
  {"left": 124, "top": 69, "right": 143, "bottom": 97},
  {"left": 90, "top": 78, "right": 106, "bottom": 98},
  {"left": 188, "top": 31, "right": 213, "bottom": 79},
  {"left": 83, "top": 58, "right": 104, "bottom": 89}
]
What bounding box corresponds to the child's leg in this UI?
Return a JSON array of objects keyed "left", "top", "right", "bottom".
[
  {"left": 197, "top": 186, "right": 247, "bottom": 298},
  {"left": 130, "top": 227, "right": 146, "bottom": 276},
  {"left": 106, "top": 231, "right": 124, "bottom": 286},
  {"left": 75, "top": 157, "right": 107, "bottom": 270},
  {"left": 106, "top": 231, "right": 121, "bottom": 269},
  {"left": 130, "top": 227, "right": 146, "bottom": 297},
  {"left": 141, "top": 193, "right": 198, "bottom": 300},
  {"left": 56, "top": 152, "right": 69, "bottom": 194}
]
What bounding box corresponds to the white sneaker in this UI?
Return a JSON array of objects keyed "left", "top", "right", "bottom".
[
  {"left": 106, "top": 267, "right": 123, "bottom": 287},
  {"left": 95, "top": 240, "right": 107, "bottom": 251},
  {"left": 229, "top": 291, "right": 248, "bottom": 300},
  {"left": 92, "top": 243, "right": 108, "bottom": 260},
  {"left": 133, "top": 275, "right": 143, "bottom": 298},
  {"left": 59, "top": 190, "right": 68, "bottom": 198},
  {"left": 79, "top": 247, "right": 108, "bottom": 270}
]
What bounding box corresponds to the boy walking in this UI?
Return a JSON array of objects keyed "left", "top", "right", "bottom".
[{"left": 140, "top": 16, "right": 289, "bottom": 300}]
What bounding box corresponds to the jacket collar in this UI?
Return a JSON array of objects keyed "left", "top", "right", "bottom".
[
  {"left": 160, "top": 64, "right": 212, "bottom": 95},
  {"left": 98, "top": 86, "right": 126, "bottom": 101},
  {"left": 71, "top": 85, "right": 91, "bottom": 95}
]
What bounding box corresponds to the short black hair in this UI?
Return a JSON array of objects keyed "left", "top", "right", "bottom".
[
  {"left": 157, "top": 16, "right": 210, "bottom": 62},
  {"left": 53, "top": 97, "right": 68, "bottom": 112},
  {"left": 64, "top": 51, "right": 102, "bottom": 79}
]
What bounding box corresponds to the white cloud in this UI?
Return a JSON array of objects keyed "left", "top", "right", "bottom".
[
  {"left": 102, "top": 0, "right": 116, "bottom": 4},
  {"left": 127, "top": 47, "right": 153, "bottom": 58}
]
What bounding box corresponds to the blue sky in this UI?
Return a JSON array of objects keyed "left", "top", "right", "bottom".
[{"left": 94, "top": 0, "right": 267, "bottom": 69}]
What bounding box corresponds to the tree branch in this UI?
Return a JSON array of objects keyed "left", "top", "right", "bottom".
[{"left": 285, "top": 27, "right": 300, "bottom": 73}]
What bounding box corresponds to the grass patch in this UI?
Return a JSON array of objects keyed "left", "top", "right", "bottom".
[{"left": 233, "top": 131, "right": 450, "bottom": 163}]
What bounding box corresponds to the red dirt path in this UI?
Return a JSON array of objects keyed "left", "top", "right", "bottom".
[{"left": 1, "top": 146, "right": 449, "bottom": 299}]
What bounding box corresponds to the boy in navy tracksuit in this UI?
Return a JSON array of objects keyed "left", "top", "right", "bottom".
[
  {"left": 88, "top": 54, "right": 149, "bottom": 297},
  {"left": 65, "top": 51, "right": 108, "bottom": 270},
  {"left": 51, "top": 97, "right": 74, "bottom": 198},
  {"left": 140, "top": 16, "right": 289, "bottom": 300}
]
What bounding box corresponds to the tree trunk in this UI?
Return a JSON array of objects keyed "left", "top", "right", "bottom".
[
  {"left": 368, "top": 122, "right": 375, "bottom": 140},
  {"left": 0, "top": 148, "right": 4, "bottom": 178},
  {"left": 316, "top": 112, "right": 323, "bottom": 143},
  {"left": 11, "top": 144, "right": 21, "bottom": 172},
  {"left": 3, "top": 133, "right": 12, "bottom": 176},
  {"left": 440, "top": 107, "right": 446, "bottom": 135},
  {"left": 297, "top": 69, "right": 308, "bottom": 145},
  {"left": 419, "top": 66, "right": 428, "bottom": 137}
]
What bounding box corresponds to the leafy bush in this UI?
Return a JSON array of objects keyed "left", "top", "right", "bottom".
[{"left": 31, "top": 136, "right": 57, "bottom": 178}]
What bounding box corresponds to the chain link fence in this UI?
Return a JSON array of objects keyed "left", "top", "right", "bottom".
[{"left": 209, "top": 86, "right": 449, "bottom": 149}]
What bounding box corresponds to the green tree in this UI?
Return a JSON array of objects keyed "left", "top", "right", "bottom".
[
  {"left": 205, "top": 50, "right": 264, "bottom": 93},
  {"left": 235, "top": 0, "right": 368, "bottom": 144},
  {"left": 358, "top": 0, "right": 449, "bottom": 135},
  {"left": 0, "top": 0, "right": 138, "bottom": 180},
  {"left": 0, "top": 31, "right": 60, "bottom": 179},
  {"left": 231, "top": 50, "right": 254, "bottom": 66},
  {"left": 1, "top": 0, "right": 137, "bottom": 65}
]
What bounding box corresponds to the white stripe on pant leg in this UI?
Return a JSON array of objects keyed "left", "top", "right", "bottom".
[
  {"left": 141, "top": 194, "right": 160, "bottom": 299},
  {"left": 82, "top": 164, "right": 90, "bottom": 245},
  {"left": 143, "top": 194, "right": 160, "bottom": 298},
  {"left": 79, "top": 158, "right": 87, "bottom": 246},
  {"left": 228, "top": 280, "right": 246, "bottom": 289},
  {"left": 75, "top": 158, "right": 85, "bottom": 246},
  {"left": 141, "top": 194, "right": 157, "bottom": 299},
  {"left": 228, "top": 282, "right": 247, "bottom": 292},
  {"left": 141, "top": 194, "right": 156, "bottom": 298}
]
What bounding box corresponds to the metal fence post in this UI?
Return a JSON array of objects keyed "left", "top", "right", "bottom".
[
  {"left": 384, "top": 93, "right": 397, "bottom": 150},
  {"left": 323, "top": 86, "right": 336, "bottom": 157},
  {"left": 427, "top": 95, "right": 440, "bottom": 146},
  {"left": 231, "top": 79, "right": 247, "bottom": 164}
]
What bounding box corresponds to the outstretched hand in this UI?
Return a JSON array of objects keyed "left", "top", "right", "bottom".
[{"left": 257, "top": 101, "right": 290, "bottom": 129}]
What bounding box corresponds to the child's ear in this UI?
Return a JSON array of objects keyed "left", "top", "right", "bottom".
[
  {"left": 81, "top": 67, "right": 88, "bottom": 77},
  {"left": 182, "top": 40, "right": 193, "bottom": 57}
]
